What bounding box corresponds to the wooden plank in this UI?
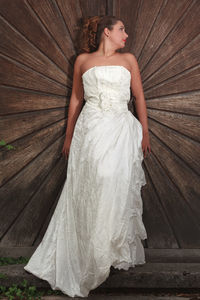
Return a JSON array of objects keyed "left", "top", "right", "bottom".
[
  {"left": 80, "top": 0, "right": 107, "bottom": 17},
  {"left": 148, "top": 118, "right": 199, "bottom": 175},
  {"left": 145, "top": 249, "right": 200, "bottom": 262},
  {"left": 0, "top": 15, "right": 69, "bottom": 84},
  {"left": 0, "top": 55, "right": 67, "bottom": 95},
  {"left": 142, "top": 0, "right": 199, "bottom": 79},
  {"left": 0, "top": 135, "right": 65, "bottom": 239},
  {"left": 148, "top": 108, "right": 200, "bottom": 142},
  {"left": 33, "top": 177, "right": 66, "bottom": 246},
  {"left": 107, "top": 0, "right": 114, "bottom": 16},
  {"left": 113, "top": 0, "right": 140, "bottom": 53},
  {"left": 129, "top": 0, "right": 163, "bottom": 58},
  {"left": 0, "top": 87, "right": 68, "bottom": 115},
  {"left": 27, "top": 0, "right": 75, "bottom": 62},
  {"left": 0, "top": 120, "right": 65, "bottom": 186},
  {"left": 144, "top": 34, "right": 200, "bottom": 90},
  {"left": 145, "top": 136, "right": 200, "bottom": 248},
  {"left": 0, "top": 0, "right": 72, "bottom": 73},
  {"left": 150, "top": 131, "right": 200, "bottom": 212},
  {"left": 2, "top": 262, "right": 200, "bottom": 289},
  {"left": 146, "top": 92, "right": 200, "bottom": 116},
  {"left": 145, "top": 66, "right": 200, "bottom": 98},
  {"left": 142, "top": 168, "right": 178, "bottom": 249},
  {"left": 138, "top": 0, "right": 192, "bottom": 70},
  {"left": 1, "top": 247, "right": 200, "bottom": 262},
  {"left": 0, "top": 158, "right": 67, "bottom": 246},
  {"left": 0, "top": 108, "right": 65, "bottom": 144},
  {"left": 55, "top": 0, "right": 83, "bottom": 45}
]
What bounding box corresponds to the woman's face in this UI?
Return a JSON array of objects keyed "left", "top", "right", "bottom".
[{"left": 106, "top": 20, "right": 128, "bottom": 48}]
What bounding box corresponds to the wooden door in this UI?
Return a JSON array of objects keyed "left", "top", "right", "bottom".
[{"left": 0, "top": 0, "right": 199, "bottom": 257}]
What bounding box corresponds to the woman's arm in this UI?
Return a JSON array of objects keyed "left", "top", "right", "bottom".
[
  {"left": 62, "top": 54, "right": 85, "bottom": 158},
  {"left": 127, "top": 53, "right": 151, "bottom": 157},
  {"left": 65, "top": 54, "right": 85, "bottom": 140}
]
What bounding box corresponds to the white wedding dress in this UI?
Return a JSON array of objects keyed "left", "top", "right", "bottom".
[{"left": 24, "top": 65, "right": 147, "bottom": 297}]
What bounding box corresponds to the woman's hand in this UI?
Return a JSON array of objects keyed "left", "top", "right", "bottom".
[
  {"left": 62, "top": 137, "right": 72, "bottom": 160},
  {"left": 142, "top": 132, "right": 151, "bottom": 158}
]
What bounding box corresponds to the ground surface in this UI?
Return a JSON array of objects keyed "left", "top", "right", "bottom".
[{"left": 1, "top": 263, "right": 200, "bottom": 299}]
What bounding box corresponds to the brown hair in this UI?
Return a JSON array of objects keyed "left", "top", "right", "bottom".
[{"left": 79, "top": 15, "right": 122, "bottom": 53}]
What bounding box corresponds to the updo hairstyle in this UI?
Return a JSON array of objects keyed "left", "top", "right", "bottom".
[{"left": 79, "top": 15, "right": 122, "bottom": 53}]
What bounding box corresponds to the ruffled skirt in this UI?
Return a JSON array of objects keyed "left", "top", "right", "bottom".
[{"left": 24, "top": 102, "right": 147, "bottom": 297}]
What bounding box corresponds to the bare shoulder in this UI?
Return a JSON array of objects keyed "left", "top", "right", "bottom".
[
  {"left": 124, "top": 52, "right": 139, "bottom": 68},
  {"left": 116, "top": 52, "right": 139, "bottom": 73},
  {"left": 74, "top": 53, "right": 90, "bottom": 67},
  {"left": 75, "top": 52, "right": 93, "bottom": 74}
]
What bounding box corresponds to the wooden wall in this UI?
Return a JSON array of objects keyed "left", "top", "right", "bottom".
[{"left": 0, "top": 0, "right": 199, "bottom": 254}]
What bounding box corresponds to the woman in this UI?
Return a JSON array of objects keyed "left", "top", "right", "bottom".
[{"left": 24, "top": 15, "right": 151, "bottom": 298}]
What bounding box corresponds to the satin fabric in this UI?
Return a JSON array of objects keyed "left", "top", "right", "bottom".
[{"left": 24, "top": 65, "right": 147, "bottom": 297}]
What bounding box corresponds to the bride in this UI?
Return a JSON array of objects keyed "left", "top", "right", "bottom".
[
  {"left": 62, "top": 16, "right": 150, "bottom": 160},
  {"left": 24, "top": 15, "right": 151, "bottom": 298}
]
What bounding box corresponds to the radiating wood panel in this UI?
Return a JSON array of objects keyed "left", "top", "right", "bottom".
[
  {"left": 0, "top": 15, "right": 68, "bottom": 84},
  {"left": 144, "top": 34, "right": 200, "bottom": 90},
  {"left": 0, "top": 0, "right": 200, "bottom": 252},
  {"left": 0, "top": 120, "right": 65, "bottom": 186},
  {"left": 140, "top": 0, "right": 198, "bottom": 76},
  {"left": 0, "top": 0, "right": 112, "bottom": 249},
  {"left": 145, "top": 92, "right": 200, "bottom": 116},
  {"left": 0, "top": 0, "right": 73, "bottom": 74},
  {"left": 0, "top": 87, "right": 68, "bottom": 115},
  {"left": 1, "top": 157, "right": 67, "bottom": 246},
  {"left": 142, "top": 169, "right": 179, "bottom": 249},
  {"left": 0, "top": 136, "right": 65, "bottom": 240},
  {"left": 0, "top": 0, "right": 76, "bottom": 247},
  {"left": 114, "top": 0, "right": 200, "bottom": 249},
  {"left": 114, "top": 0, "right": 140, "bottom": 51}
]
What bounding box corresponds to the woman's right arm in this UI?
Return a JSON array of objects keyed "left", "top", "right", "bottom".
[{"left": 62, "top": 54, "right": 85, "bottom": 159}]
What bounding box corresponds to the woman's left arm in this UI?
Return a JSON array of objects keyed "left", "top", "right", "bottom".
[{"left": 127, "top": 53, "right": 151, "bottom": 158}]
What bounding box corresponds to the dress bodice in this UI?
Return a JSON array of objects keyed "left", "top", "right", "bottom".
[{"left": 82, "top": 65, "right": 131, "bottom": 112}]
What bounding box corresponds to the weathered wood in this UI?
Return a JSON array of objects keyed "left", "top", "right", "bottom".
[
  {"left": 80, "top": 0, "right": 107, "bottom": 18},
  {"left": 113, "top": 0, "right": 140, "bottom": 53},
  {"left": 0, "top": 157, "right": 67, "bottom": 246},
  {"left": 129, "top": 0, "right": 163, "bottom": 58},
  {"left": 145, "top": 249, "right": 200, "bottom": 263},
  {"left": 145, "top": 137, "right": 200, "bottom": 248},
  {"left": 34, "top": 177, "right": 66, "bottom": 246},
  {"left": 148, "top": 118, "right": 200, "bottom": 175},
  {"left": 146, "top": 92, "right": 200, "bottom": 116},
  {"left": 142, "top": 169, "right": 179, "bottom": 249},
  {"left": 0, "top": 0, "right": 73, "bottom": 74},
  {"left": 148, "top": 109, "right": 200, "bottom": 142},
  {"left": 0, "top": 120, "right": 65, "bottom": 186},
  {"left": 55, "top": 0, "right": 83, "bottom": 45},
  {"left": 1, "top": 247, "right": 200, "bottom": 263},
  {"left": 144, "top": 34, "right": 200, "bottom": 90},
  {"left": 27, "top": 0, "right": 75, "bottom": 63},
  {"left": 0, "top": 108, "right": 65, "bottom": 144},
  {"left": 0, "top": 0, "right": 199, "bottom": 251},
  {"left": 0, "top": 55, "right": 68, "bottom": 95},
  {"left": 0, "top": 87, "right": 68, "bottom": 115},
  {"left": 2, "top": 262, "right": 200, "bottom": 289},
  {"left": 0, "top": 15, "right": 69, "bottom": 84},
  {"left": 149, "top": 133, "right": 200, "bottom": 217},
  {"left": 0, "top": 135, "right": 65, "bottom": 239},
  {"left": 141, "top": 0, "right": 199, "bottom": 78},
  {"left": 145, "top": 66, "right": 200, "bottom": 98}
]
